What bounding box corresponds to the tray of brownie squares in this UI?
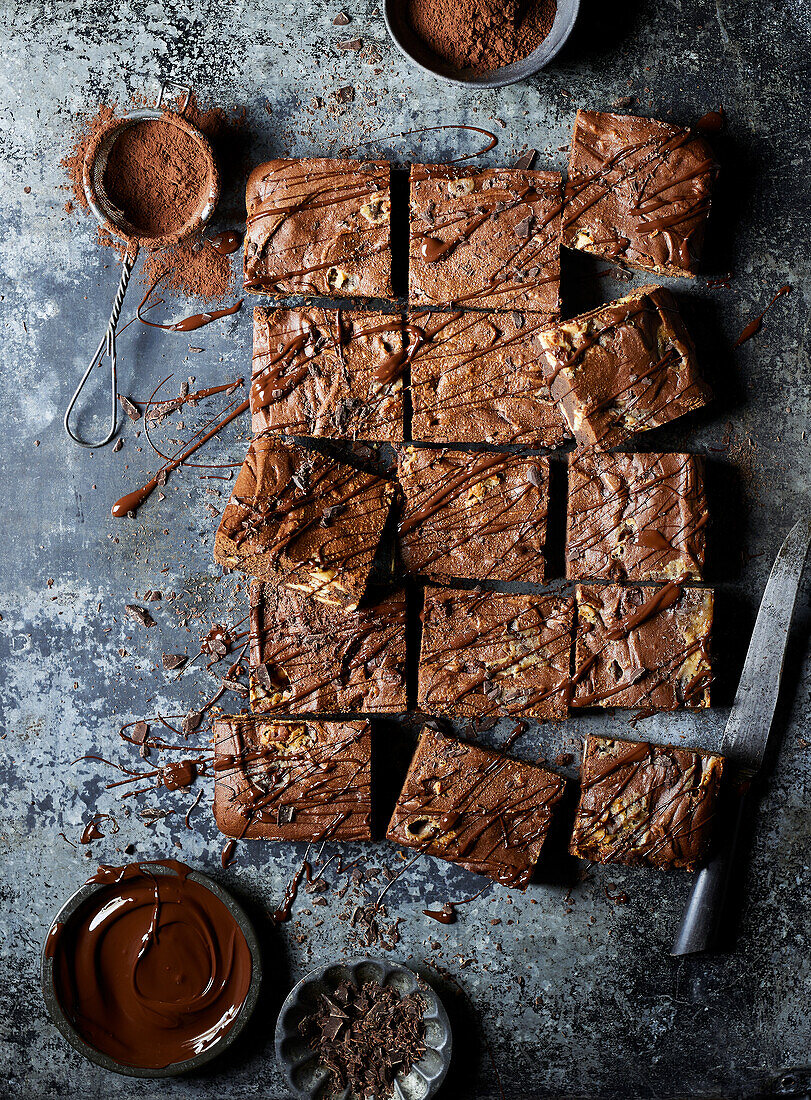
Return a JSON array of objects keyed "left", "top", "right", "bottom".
[{"left": 211, "top": 105, "right": 723, "bottom": 889}]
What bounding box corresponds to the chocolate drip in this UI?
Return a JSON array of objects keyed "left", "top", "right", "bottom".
[
  {"left": 734, "top": 284, "right": 791, "bottom": 347},
  {"left": 207, "top": 230, "right": 243, "bottom": 255},
  {"left": 48, "top": 861, "right": 252, "bottom": 1069}
]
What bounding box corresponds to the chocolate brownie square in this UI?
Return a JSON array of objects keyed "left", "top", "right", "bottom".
[
  {"left": 563, "top": 110, "right": 718, "bottom": 278},
  {"left": 214, "top": 434, "right": 395, "bottom": 608},
  {"left": 386, "top": 727, "right": 565, "bottom": 887},
  {"left": 567, "top": 451, "right": 708, "bottom": 581},
  {"left": 249, "top": 582, "right": 407, "bottom": 714},
  {"left": 536, "top": 285, "right": 711, "bottom": 448},
  {"left": 244, "top": 158, "right": 391, "bottom": 298},
  {"left": 569, "top": 735, "right": 724, "bottom": 870},
  {"left": 418, "top": 588, "right": 574, "bottom": 719},
  {"left": 214, "top": 716, "right": 372, "bottom": 842},
  {"left": 251, "top": 307, "right": 404, "bottom": 440},
  {"left": 409, "top": 310, "right": 570, "bottom": 446},
  {"left": 409, "top": 164, "right": 563, "bottom": 313},
  {"left": 573, "top": 583, "right": 713, "bottom": 710},
  {"left": 398, "top": 447, "right": 549, "bottom": 582}
]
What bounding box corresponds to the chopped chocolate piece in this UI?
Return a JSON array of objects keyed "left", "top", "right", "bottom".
[
  {"left": 514, "top": 148, "right": 538, "bottom": 170},
  {"left": 162, "top": 653, "right": 187, "bottom": 670},
  {"left": 398, "top": 447, "right": 549, "bottom": 582},
  {"left": 131, "top": 720, "right": 149, "bottom": 745},
  {"left": 112, "top": 437, "right": 123, "bottom": 452},
  {"left": 297, "top": 976, "right": 425, "bottom": 1098},
  {"left": 244, "top": 157, "right": 391, "bottom": 297},
  {"left": 249, "top": 582, "right": 406, "bottom": 713},
  {"left": 567, "top": 451, "right": 708, "bottom": 581},
  {"left": 563, "top": 109, "right": 718, "bottom": 278},
  {"left": 334, "top": 86, "right": 355, "bottom": 104},
  {"left": 418, "top": 588, "right": 574, "bottom": 719},
  {"left": 214, "top": 434, "right": 395, "bottom": 608},
  {"left": 213, "top": 716, "right": 372, "bottom": 841},
  {"left": 536, "top": 285, "right": 711, "bottom": 448},
  {"left": 569, "top": 735, "right": 724, "bottom": 870},
  {"left": 409, "top": 309, "right": 570, "bottom": 446},
  {"left": 333, "top": 10, "right": 351, "bottom": 25},
  {"left": 125, "top": 604, "right": 155, "bottom": 628},
  {"left": 387, "top": 727, "right": 565, "bottom": 887},
  {"left": 117, "top": 394, "right": 141, "bottom": 421},
  {"left": 574, "top": 582, "right": 713, "bottom": 710},
  {"left": 409, "top": 164, "right": 563, "bottom": 314},
  {"left": 251, "top": 308, "right": 404, "bottom": 440},
  {"left": 337, "top": 38, "right": 362, "bottom": 49}
]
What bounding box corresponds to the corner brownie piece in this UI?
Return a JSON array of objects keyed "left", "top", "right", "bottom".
[
  {"left": 244, "top": 158, "right": 391, "bottom": 298},
  {"left": 574, "top": 583, "right": 713, "bottom": 710},
  {"left": 249, "top": 582, "right": 406, "bottom": 713},
  {"left": 409, "top": 310, "right": 570, "bottom": 446},
  {"left": 418, "top": 588, "right": 574, "bottom": 719},
  {"left": 398, "top": 447, "right": 549, "bottom": 582},
  {"left": 251, "top": 307, "right": 404, "bottom": 440},
  {"left": 386, "top": 727, "right": 565, "bottom": 887},
  {"left": 214, "top": 716, "right": 372, "bottom": 841},
  {"left": 409, "top": 164, "right": 563, "bottom": 313},
  {"left": 536, "top": 285, "right": 711, "bottom": 449},
  {"left": 563, "top": 110, "right": 718, "bottom": 278},
  {"left": 567, "top": 451, "right": 707, "bottom": 581},
  {"left": 569, "top": 735, "right": 723, "bottom": 870},
  {"left": 214, "top": 434, "right": 394, "bottom": 608}
]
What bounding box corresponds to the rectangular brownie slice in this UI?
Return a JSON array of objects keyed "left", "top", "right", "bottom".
[
  {"left": 386, "top": 727, "right": 565, "bottom": 887},
  {"left": 249, "top": 581, "right": 407, "bottom": 714},
  {"left": 569, "top": 735, "right": 724, "bottom": 870},
  {"left": 251, "top": 307, "right": 404, "bottom": 440},
  {"left": 567, "top": 451, "right": 708, "bottom": 581},
  {"left": 214, "top": 434, "right": 395, "bottom": 608},
  {"left": 244, "top": 157, "right": 392, "bottom": 298},
  {"left": 213, "top": 716, "right": 372, "bottom": 842},
  {"left": 418, "top": 588, "right": 574, "bottom": 719},
  {"left": 536, "top": 285, "right": 711, "bottom": 449},
  {"left": 409, "top": 164, "right": 563, "bottom": 313},
  {"left": 563, "top": 110, "right": 718, "bottom": 278},
  {"left": 398, "top": 447, "right": 549, "bottom": 582},
  {"left": 409, "top": 309, "right": 571, "bottom": 446},
  {"left": 573, "top": 583, "right": 713, "bottom": 710}
]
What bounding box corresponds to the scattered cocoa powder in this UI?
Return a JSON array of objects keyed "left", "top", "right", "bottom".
[
  {"left": 102, "top": 118, "right": 210, "bottom": 238},
  {"left": 139, "top": 237, "right": 237, "bottom": 302},
  {"left": 61, "top": 102, "right": 119, "bottom": 215},
  {"left": 408, "top": 0, "right": 557, "bottom": 73}
]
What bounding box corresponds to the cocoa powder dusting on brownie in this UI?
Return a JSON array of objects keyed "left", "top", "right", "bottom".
[{"left": 408, "top": 0, "right": 557, "bottom": 73}]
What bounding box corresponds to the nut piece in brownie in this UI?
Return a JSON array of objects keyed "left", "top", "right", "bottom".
[
  {"left": 409, "top": 310, "right": 570, "bottom": 446},
  {"left": 386, "top": 727, "right": 565, "bottom": 887},
  {"left": 409, "top": 164, "right": 563, "bottom": 313},
  {"left": 418, "top": 588, "right": 574, "bottom": 719},
  {"left": 569, "top": 735, "right": 723, "bottom": 870},
  {"left": 574, "top": 583, "right": 713, "bottom": 710},
  {"left": 567, "top": 451, "right": 708, "bottom": 581},
  {"left": 563, "top": 110, "right": 718, "bottom": 278},
  {"left": 244, "top": 158, "right": 391, "bottom": 298},
  {"left": 398, "top": 447, "right": 549, "bottom": 582},
  {"left": 251, "top": 308, "right": 404, "bottom": 440},
  {"left": 214, "top": 434, "right": 395, "bottom": 608},
  {"left": 213, "top": 716, "right": 372, "bottom": 842},
  {"left": 249, "top": 582, "right": 406, "bottom": 714},
  {"left": 536, "top": 285, "right": 710, "bottom": 448}
]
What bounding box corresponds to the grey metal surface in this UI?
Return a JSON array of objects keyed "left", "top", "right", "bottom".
[{"left": 0, "top": 2, "right": 810, "bottom": 1099}]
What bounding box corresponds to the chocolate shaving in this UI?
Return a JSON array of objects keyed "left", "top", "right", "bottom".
[
  {"left": 221, "top": 677, "right": 249, "bottom": 696},
  {"left": 113, "top": 437, "right": 123, "bottom": 452},
  {"left": 125, "top": 604, "right": 156, "bottom": 628},
  {"left": 526, "top": 464, "right": 544, "bottom": 488}
]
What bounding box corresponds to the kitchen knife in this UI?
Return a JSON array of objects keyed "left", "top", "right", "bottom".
[{"left": 671, "top": 515, "right": 811, "bottom": 956}]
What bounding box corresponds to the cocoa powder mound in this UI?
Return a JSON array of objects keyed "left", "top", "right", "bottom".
[
  {"left": 102, "top": 118, "right": 209, "bottom": 237},
  {"left": 408, "top": 0, "right": 557, "bottom": 73}
]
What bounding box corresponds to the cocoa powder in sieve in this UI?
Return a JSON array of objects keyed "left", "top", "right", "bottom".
[
  {"left": 102, "top": 118, "right": 210, "bottom": 238},
  {"left": 408, "top": 0, "right": 557, "bottom": 73}
]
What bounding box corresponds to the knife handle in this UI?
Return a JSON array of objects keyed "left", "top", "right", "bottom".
[{"left": 670, "top": 773, "right": 752, "bottom": 957}]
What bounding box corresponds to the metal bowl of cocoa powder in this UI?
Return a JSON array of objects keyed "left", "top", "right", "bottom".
[{"left": 384, "top": 0, "right": 579, "bottom": 88}]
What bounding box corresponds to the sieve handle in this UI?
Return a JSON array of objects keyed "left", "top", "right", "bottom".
[{"left": 64, "top": 249, "right": 138, "bottom": 448}]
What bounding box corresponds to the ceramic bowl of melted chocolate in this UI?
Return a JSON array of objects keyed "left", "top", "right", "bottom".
[
  {"left": 276, "top": 957, "right": 452, "bottom": 1099},
  {"left": 384, "top": 0, "right": 580, "bottom": 88},
  {"left": 41, "top": 860, "right": 262, "bottom": 1077}
]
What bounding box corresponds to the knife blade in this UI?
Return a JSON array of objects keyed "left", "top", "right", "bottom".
[{"left": 671, "top": 515, "right": 811, "bottom": 956}]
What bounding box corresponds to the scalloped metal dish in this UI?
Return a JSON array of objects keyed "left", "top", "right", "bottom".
[{"left": 275, "top": 957, "right": 453, "bottom": 1100}]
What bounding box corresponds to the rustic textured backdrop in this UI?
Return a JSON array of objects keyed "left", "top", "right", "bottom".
[{"left": 1, "top": 2, "right": 810, "bottom": 1098}]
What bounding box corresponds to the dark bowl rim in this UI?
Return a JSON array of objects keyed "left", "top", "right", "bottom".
[
  {"left": 383, "top": 0, "right": 581, "bottom": 89},
  {"left": 40, "top": 861, "right": 263, "bottom": 1078},
  {"left": 274, "top": 955, "right": 453, "bottom": 1100}
]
